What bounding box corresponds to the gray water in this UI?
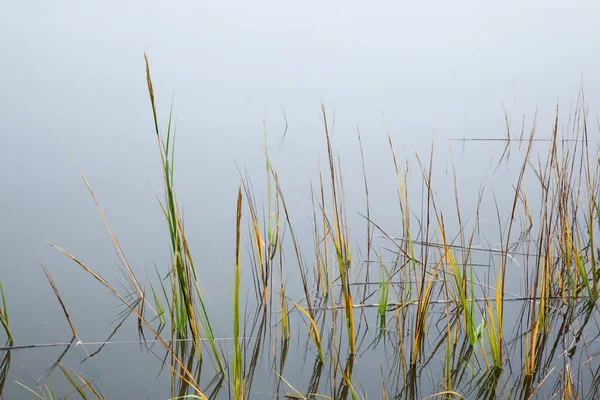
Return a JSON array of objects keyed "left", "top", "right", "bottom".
[{"left": 2, "top": 2, "right": 600, "bottom": 398}]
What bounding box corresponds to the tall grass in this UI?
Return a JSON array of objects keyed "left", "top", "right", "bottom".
[
  {"left": 33, "top": 58, "right": 600, "bottom": 399},
  {"left": 144, "top": 54, "right": 224, "bottom": 375},
  {"left": 321, "top": 104, "right": 356, "bottom": 355},
  {"left": 233, "top": 186, "right": 244, "bottom": 399},
  {"left": 376, "top": 257, "right": 390, "bottom": 333}
]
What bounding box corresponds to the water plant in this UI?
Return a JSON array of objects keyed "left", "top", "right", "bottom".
[
  {"left": 15, "top": 56, "right": 599, "bottom": 400},
  {"left": 144, "top": 54, "right": 224, "bottom": 375},
  {"left": 0, "top": 281, "right": 12, "bottom": 343}
]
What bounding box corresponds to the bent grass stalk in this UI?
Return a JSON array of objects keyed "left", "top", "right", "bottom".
[
  {"left": 41, "top": 264, "right": 79, "bottom": 343},
  {"left": 292, "top": 300, "right": 324, "bottom": 364},
  {"left": 49, "top": 240, "right": 209, "bottom": 398}
]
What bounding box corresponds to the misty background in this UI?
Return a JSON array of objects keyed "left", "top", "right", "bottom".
[{"left": 1, "top": 1, "right": 599, "bottom": 397}]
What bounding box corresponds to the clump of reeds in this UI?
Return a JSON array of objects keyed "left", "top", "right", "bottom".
[{"left": 144, "top": 54, "right": 224, "bottom": 374}]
